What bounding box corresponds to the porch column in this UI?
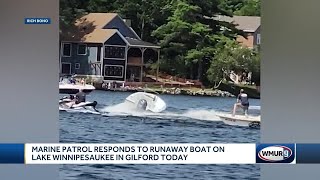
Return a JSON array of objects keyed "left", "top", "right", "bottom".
[
  {"left": 59, "top": 42, "right": 62, "bottom": 75},
  {"left": 140, "top": 48, "right": 146, "bottom": 82},
  {"left": 100, "top": 46, "right": 104, "bottom": 77},
  {"left": 125, "top": 46, "right": 130, "bottom": 82},
  {"left": 156, "top": 49, "right": 160, "bottom": 81}
]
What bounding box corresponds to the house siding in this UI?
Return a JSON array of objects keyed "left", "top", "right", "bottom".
[
  {"left": 104, "top": 33, "right": 127, "bottom": 46},
  {"left": 60, "top": 42, "right": 102, "bottom": 76},
  {"left": 103, "top": 16, "right": 139, "bottom": 39},
  {"left": 60, "top": 13, "right": 160, "bottom": 83},
  {"left": 236, "top": 26, "right": 261, "bottom": 48},
  {"left": 237, "top": 33, "right": 254, "bottom": 48},
  {"left": 102, "top": 33, "right": 127, "bottom": 82},
  {"left": 253, "top": 26, "right": 261, "bottom": 46},
  {"left": 86, "top": 46, "right": 102, "bottom": 76},
  {"left": 60, "top": 42, "right": 77, "bottom": 74}
]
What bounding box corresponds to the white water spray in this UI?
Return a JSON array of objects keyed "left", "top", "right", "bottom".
[{"left": 100, "top": 101, "right": 222, "bottom": 122}]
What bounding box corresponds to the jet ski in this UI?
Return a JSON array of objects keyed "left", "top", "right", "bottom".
[
  {"left": 59, "top": 96, "right": 100, "bottom": 114},
  {"left": 125, "top": 92, "right": 167, "bottom": 113}
]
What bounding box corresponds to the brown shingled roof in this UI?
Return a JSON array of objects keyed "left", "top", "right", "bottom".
[
  {"left": 75, "top": 13, "right": 118, "bottom": 29},
  {"left": 214, "top": 15, "right": 260, "bottom": 32},
  {"left": 65, "top": 29, "right": 118, "bottom": 43},
  {"left": 61, "top": 13, "right": 119, "bottom": 43}
]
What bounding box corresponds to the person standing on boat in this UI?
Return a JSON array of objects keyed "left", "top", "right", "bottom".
[
  {"left": 69, "top": 77, "right": 76, "bottom": 84},
  {"left": 80, "top": 78, "right": 85, "bottom": 85},
  {"left": 232, "top": 89, "right": 249, "bottom": 117}
]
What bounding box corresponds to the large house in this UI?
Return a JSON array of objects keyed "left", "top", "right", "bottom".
[
  {"left": 59, "top": 13, "right": 160, "bottom": 83},
  {"left": 215, "top": 15, "right": 261, "bottom": 49}
]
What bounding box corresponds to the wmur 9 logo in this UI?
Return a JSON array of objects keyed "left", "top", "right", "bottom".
[{"left": 256, "top": 144, "right": 295, "bottom": 163}]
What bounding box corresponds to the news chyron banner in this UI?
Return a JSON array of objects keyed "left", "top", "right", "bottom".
[
  {"left": 0, "top": 143, "right": 319, "bottom": 164},
  {"left": 26, "top": 144, "right": 256, "bottom": 164}
]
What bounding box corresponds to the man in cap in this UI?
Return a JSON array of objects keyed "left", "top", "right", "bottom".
[{"left": 232, "top": 89, "right": 249, "bottom": 117}]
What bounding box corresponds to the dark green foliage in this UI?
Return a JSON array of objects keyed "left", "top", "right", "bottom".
[
  {"left": 60, "top": 0, "right": 87, "bottom": 27},
  {"left": 219, "top": 0, "right": 260, "bottom": 16},
  {"left": 60, "top": 0, "right": 260, "bottom": 87},
  {"left": 152, "top": 0, "right": 241, "bottom": 81},
  {"left": 207, "top": 39, "right": 260, "bottom": 85}
]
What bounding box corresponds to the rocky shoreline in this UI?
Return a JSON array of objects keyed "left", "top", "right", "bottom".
[
  {"left": 99, "top": 85, "right": 236, "bottom": 98},
  {"left": 65, "top": 76, "right": 259, "bottom": 98}
]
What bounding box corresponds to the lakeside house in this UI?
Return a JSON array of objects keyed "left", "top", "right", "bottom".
[
  {"left": 215, "top": 15, "right": 261, "bottom": 49},
  {"left": 59, "top": 13, "right": 260, "bottom": 90},
  {"left": 59, "top": 13, "right": 160, "bottom": 84},
  {"left": 214, "top": 15, "right": 261, "bottom": 86}
]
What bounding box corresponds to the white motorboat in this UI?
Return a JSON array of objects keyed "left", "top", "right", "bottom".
[
  {"left": 216, "top": 106, "right": 261, "bottom": 128},
  {"left": 125, "top": 92, "right": 167, "bottom": 113},
  {"left": 59, "top": 77, "right": 95, "bottom": 94}
]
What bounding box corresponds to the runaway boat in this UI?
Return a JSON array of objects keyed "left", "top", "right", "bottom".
[{"left": 125, "top": 92, "right": 167, "bottom": 113}]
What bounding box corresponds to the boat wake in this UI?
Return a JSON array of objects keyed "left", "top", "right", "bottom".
[
  {"left": 59, "top": 100, "right": 260, "bottom": 124},
  {"left": 59, "top": 107, "right": 101, "bottom": 115},
  {"left": 99, "top": 101, "right": 221, "bottom": 122}
]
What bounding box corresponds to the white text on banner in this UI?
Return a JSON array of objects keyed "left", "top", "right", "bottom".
[{"left": 25, "top": 143, "right": 256, "bottom": 164}]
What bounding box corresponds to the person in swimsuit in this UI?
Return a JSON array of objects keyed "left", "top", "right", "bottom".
[{"left": 232, "top": 89, "right": 249, "bottom": 117}]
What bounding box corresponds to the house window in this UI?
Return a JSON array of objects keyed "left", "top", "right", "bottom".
[
  {"left": 61, "top": 63, "right": 71, "bottom": 74},
  {"left": 104, "top": 65, "right": 123, "bottom": 77},
  {"left": 77, "top": 44, "right": 87, "bottom": 55},
  {"left": 257, "top": 34, "right": 261, "bottom": 44},
  {"left": 104, "top": 46, "right": 125, "bottom": 59},
  {"left": 75, "top": 63, "right": 80, "bottom": 69},
  {"left": 62, "top": 43, "right": 71, "bottom": 57},
  {"left": 97, "top": 47, "right": 101, "bottom": 62}
]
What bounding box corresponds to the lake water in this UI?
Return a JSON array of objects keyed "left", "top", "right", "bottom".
[{"left": 60, "top": 91, "right": 260, "bottom": 180}]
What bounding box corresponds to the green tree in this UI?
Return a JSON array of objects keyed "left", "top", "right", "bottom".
[
  {"left": 219, "top": 0, "right": 260, "bottom": 16},
  {"left": 112, "top": 0, "right": 170, "bottom": 42},
  {"left": 59, "top": 0, "right": 260, "bottom": 88},
  {"left": 235, "top": 0, "right": 260, "bottom": 16},
  {"left": 218, "top": 0, "right": 244, "bottom": 15},
  {"left": 60, "top": 0, "right": 86, "bottom": 29},
  {"left": 152, "top": 0, "right": 239, "bottom": 81},
  {"left": 207, "top": 39, "right": 260, "bottom": 87},
  {"left": 86, "top": 0, "right": 116, "bottom": 12}
]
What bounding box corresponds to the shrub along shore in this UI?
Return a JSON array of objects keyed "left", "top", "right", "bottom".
[
  {"left": 94, "top": 82, "right": 260, "bottom": 99},
  {"left": 101, "top": 86, "right": 236, "bottom": 98}
]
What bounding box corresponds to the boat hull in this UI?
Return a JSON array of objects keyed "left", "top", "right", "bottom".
[
  {"left": 59, "top": 100, "right": 100, "bottom": 114},
  {"left": 217, "top": 113, "right": 260, "bottom": 128},
  {"left": 59, "top": 88, "right": 94, "bottom": 94},
  {"left": 59, "top": 83, "right": 95, "bottom": 94},
  {"left": 125, "top": 92, "right": 167, "bottom": 113}
]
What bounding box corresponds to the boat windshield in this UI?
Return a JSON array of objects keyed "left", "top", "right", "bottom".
[{"left": 59, "top": 76, "right": 75, "bottom": 84}]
